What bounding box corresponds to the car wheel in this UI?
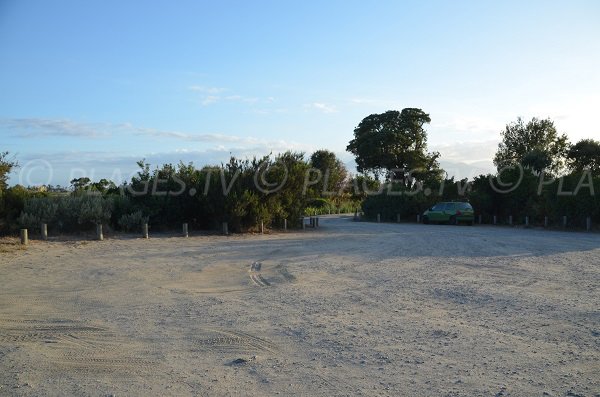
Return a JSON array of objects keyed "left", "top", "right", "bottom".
[
  {"left": 449, "top": 215, "right": 457, "bottom": 225},
  {"left": 423, "top": 216, "right": 429, "bottom": 224}
]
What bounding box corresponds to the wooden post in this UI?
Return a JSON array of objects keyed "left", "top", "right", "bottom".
[
  {"left": 316, "top": 217, "right": 319, "bottom": 227},
  {"left": 563, "top": 216, "right": 567, "bottom": 228},
  {"left": 142, "top": 223, "right": 149, "bottom": 239},
  {"left": 544, "top": 216, "right": 548, "bottom": 228},
  {"left": 397, "top": 213, "right": 401, "bottom": 223},
  {"left": 377, "top": 213, "right": 381, "bottom": 223},
  {"left": 493, "top": 215, "right": 497, "bottom": 225},
  {"left": 354, "top": 209, "right": 359, "bottom": 221},
  {"left": 301, "top": 217, "right": 306, "bottom": 230},
  {"left": 478, "top": 215, "right": 482, "bottom": 225},
  {"left": 96, "top": 224, "right": 103, "bottom": 241},
  {"left": 525, "top": 216, "right": 529, "bottom": 227},
  {"left": 41, "top": 223, "right": 48, "bottom": 241},
  {"left": 260, "top": 221, "right": 264, "bottom": 234},
  {"left": 284, "top": 218, "right": 287, "bottom": 231},
  {"left": 182, "top": 223, "right": 188, "bottom": 237},
  {"left": 417, "top": 214, "right": 421, "bottom": 223},
  {"left": 20, "top": 229, "right": 28, "bottom": 245},
  {"left": 222, "top": 222, "right": 229, "bottom": 235},
  {"left": 509, "top": 215, "right": 513, "bottom": 226},
  {"left": 586, "top": 217, "right": 591, "bottom": 231}
]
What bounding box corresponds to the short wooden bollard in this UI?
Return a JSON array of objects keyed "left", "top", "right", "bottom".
[
  {"left": 478, "top": 215, "right": 482, "bottom": 225},
  {"left": 354, "top": 210, "right": 359, "bottom": 221},
  {"left": 563, "top": 216, "right": 567, "bottom": 228},
  {"left": 284, "top": 218, "right": 287, "bottom": 231},
  {"left": 509, "top": 215, "right": 513, "bottom": 226},
  {"left": 396, "top": 213, "right": 401, "bottom": 223},
  {"left": 544, "top": 216, "right": 548, "bottom": 228},
  {"left": 525, "top": 216, "right": 529, "bottom": 227},
  {"left": 377, "top": 213, "right": 381, "bottom": 223},
  {"left": 260, "top": 221, "right": 264, "bottom": 234},
  {"left": 96, "top": 224, "right": 103, "bottom": 241},
  {"left": 142, "top": 223, "right": 149, "bottom": 239},
  {"left": 316, "top": 217, "right": 319, "bottom": 227},
  {"left": 586, "top": 217, "right": 591, "bottom": 231},
  {"left": 222, "top": 222, "right": 229, "bottom": 235},
  {"left": 493, "top": 215, "right": 497, "bottom": 225},
  {"left": 301, "top": 217, "right": 306, "bottom": 230},
  {"left": 41, "top": 223, "right": 48, "bottom": 241},
  {"left": 417, "top": 214, "right": 421, "bottom": 223},
  {"left": 182, "top": 223, "right": 188, "bottom": 237},
  {"left": 20, "top": 229, "right": 28, "bottom": 245}
]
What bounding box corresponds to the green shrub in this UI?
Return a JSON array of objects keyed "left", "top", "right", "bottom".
[{"left": 118, "top": 211, "right": 149, "bottom": 232}]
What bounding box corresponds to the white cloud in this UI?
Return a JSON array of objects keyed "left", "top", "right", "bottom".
[
  {"left": 133, "top": 129, "right": 246, "bottom": 143},
  {"left": 439, "top": 160, "right": 496, "bottom": 180},
  {"left": 304, "top": 102, "right": 337, "bottom": 113},
  {"left": 430, "top": 140, "right": 499, "bottom": 164},
  {"left": 430, "top": 115, "right": 503, "bottom": 137},
  {"left": 188, "top": 84, "right": 268, "bottom": 107},
  {"left": 201, "top": 95, "right": 220, "bottom": 106},
  {"left": 0, "top": 118, "right": 110, "bottom": 138},
  {"left": 188, "top": 85, "right": 226, "bottom": 94}
]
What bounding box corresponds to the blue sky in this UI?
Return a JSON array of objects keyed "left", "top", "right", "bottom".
[{"left": 1, "top": 0, "right": 599, "bottom": 186}]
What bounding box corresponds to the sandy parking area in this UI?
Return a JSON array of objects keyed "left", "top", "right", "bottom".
[{"left": 0, "top": 216, "right": 599, "bottom": 396}]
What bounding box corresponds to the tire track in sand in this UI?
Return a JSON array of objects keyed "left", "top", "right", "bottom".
[{"left": 249, "top": 261, "right": 271, "bottom": 287}]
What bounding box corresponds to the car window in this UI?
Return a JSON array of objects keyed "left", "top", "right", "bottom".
[
  {"left": 458, "top": 202, "right": 472, "bottom": 210},
  {"left": 431, "top": 204, "right": 444, "bottom": 211},
  {"left": 443, "top": 203, "right": 455, "bottom": 211}
]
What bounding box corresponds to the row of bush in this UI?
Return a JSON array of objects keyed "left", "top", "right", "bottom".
[
  {"left": 361, "top": 168, "right": 600, "bottom": 228},
  {"left": 5, "top": 156, "right": 597, "bottom": 235},
  {"left": 4, "top": 152, "right": 361, "bottom": 236}
]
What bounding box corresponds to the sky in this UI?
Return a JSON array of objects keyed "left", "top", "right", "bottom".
[{"left": 1, "top": 0, "right": 599, "bottom": 186}]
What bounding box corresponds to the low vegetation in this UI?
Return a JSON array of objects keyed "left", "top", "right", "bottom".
[{"left": 1, "top": 111, "right": 598, "bottom": 235}]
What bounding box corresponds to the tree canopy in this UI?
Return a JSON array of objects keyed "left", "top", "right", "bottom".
[
  {"left": 493, "top": 117, "right": 570, "bottom": 174},
  {"left": 567, "top": 139, "right": 600, "bottom": 174},
  {"left": 346, "top": 109, "right": 442, "bottom": 185},
  {"left": 309, "top": 149, "right": 348, "bottom": 195}
]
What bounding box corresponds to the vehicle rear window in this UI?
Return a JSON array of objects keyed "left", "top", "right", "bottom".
[
  {"left": 458, "top": 202, "right": 473, "bottom": 210},
  {"left": 443, "top": 203, "right": 456, "bottom": 210}
]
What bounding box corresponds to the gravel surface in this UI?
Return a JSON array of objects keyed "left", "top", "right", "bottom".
[{"left": 0, "top": 215, "right": 599, "bottom": 396}]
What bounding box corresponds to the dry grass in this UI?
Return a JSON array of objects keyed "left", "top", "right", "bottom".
[{"left": 0, "top": 236, "right": 26, "bottom": 253}]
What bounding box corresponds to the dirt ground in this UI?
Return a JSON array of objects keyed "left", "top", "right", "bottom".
[{"left": 0, "top": 215, "right": 599, "bottom": 396}]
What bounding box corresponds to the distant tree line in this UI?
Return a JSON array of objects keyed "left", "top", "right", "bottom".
[
  {"left": 0, "top": 150, "right": 361, "bottom": 235},
  {"left": 352, "top": 110, "right": 600, "bottom": 228},
  {"left": 2, "top": 110, "right": 599, "bottom": 235}
]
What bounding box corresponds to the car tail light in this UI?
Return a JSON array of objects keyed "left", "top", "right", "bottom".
[{"left": 456, "top": 210, "right": 462, "bottom": 215}]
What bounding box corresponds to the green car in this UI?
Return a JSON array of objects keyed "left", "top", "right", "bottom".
[{"left": 423, "top": 201, "right": 475, "bottom": 225}]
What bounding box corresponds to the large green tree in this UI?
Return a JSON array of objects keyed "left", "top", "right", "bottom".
[
  {"left": 309, "top": 150, "right": 348, "bottom": 195},
  {"left": 346, "top": 109, "right": 442, "bottom": 185},
  {"left": 567, "top": 139, "right": 600, "bottom": 174},
  {"left": 494, "top": 117, "right": 570, "bottom": 174}
]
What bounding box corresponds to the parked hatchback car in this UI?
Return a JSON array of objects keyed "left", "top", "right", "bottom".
[{"left": 422, "top": 201, "right": 475, "bottom": 225}]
